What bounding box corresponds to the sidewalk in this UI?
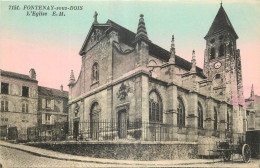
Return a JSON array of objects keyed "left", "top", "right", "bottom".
[{"left": 0, "top": 140, "right": 222, "bottom": 166}]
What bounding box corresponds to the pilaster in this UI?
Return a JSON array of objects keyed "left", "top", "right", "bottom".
[
  {"left": 166, "top": 84, "right": 178, "bottom": 140},
  {"left": 219, "top": 102, "right": 227, "bottom": 139},
  {"left": 141, "top": 75, "right": 149, "bottom": 140},
  {"left": 187, "top": 91, "right": 198, "bottom": 141}
]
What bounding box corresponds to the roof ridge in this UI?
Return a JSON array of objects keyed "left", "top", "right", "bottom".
[{"left": 39, "top": 86, "right": 68, "bottom": 92}]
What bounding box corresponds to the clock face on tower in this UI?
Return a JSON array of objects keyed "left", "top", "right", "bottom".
[{"left": 214, "top": 62, "right": 222, "bottom": 69}]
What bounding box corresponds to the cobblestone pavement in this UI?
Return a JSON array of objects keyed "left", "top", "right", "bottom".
[
  {"left": 0, "top": 146, "right": 137, "bottom": 168},
  {"left": 0, "top": 145, "right": 259, "bottom": 168}
]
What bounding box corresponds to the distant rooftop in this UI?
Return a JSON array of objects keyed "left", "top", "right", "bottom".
[{"left": 38, "top": 86, "right": 68, "bottom": 98}]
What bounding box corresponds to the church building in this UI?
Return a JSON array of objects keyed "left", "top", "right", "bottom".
[{"left": 68, "top": 4, "right": 246, "bottom": 142}]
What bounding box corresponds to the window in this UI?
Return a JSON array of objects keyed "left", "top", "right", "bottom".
[
  {"left": 177, "top": 97, "right": 185, "bottom": 127},
  {"left": 1, "top": 100, "right": 8, "bottom": 112},
  {"left": 1, "top": 83, "right": 9, "bottom": 94},
  {"left": 219, "top": 44, "right": 224, "bottom": 57},
  {"left": 214, "top": 107, "right": 218, "bottom": 131},
  {"left": 198, "top": 102, "right": 203, "bottom": 129},
  {"left": 149, "top": 91, "right": 163, "bottom": 123},
  {"left": 22, "top": 86, "right": 29, "bottom": 97},
  {"left": 227, "top": 110, "right": 230, "bottom": 131},
  {"left": 42, "top": 99, "right": 54, "bottom": 110},
  {"left": 46, "top": 99, "right": 52, "bottom": 108},
  {"left": 92, "top": 62, "right": 99, "bottom": 82},
  {"left": 210, "top": 48, "right": 215, "bottom": 60},
  {"left": 22, "top": 103, "right": 29, "bottom": 113},
  {"left": 45, "top": 114, "right": 55, "bottom": 125},
  {"left": 46, "top": 114, "right": 51, "bottom": 122}
]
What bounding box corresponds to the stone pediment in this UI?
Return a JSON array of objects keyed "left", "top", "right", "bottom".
[{"left": 79, "top": 25, "right": 110, "bottom": 55}]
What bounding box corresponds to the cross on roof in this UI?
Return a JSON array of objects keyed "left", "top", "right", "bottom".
[{"left": 93, "top": 11, "right": 98, "bottom": 24}]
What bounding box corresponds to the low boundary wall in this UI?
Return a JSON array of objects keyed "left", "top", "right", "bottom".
[{"left": 26, "top": 141, "right": 198, "bottom": 161}]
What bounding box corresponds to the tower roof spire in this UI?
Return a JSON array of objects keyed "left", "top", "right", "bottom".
[
  {"left": 205, "top": 4, "right": 238, "bottom": 39},
  {"left": 135, "top": 14, "right": 150, "bottom": 42}
]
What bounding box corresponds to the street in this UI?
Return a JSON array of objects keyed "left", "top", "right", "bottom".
[{"left": 0, "top": 146, "right": 259, "bottom": 168}]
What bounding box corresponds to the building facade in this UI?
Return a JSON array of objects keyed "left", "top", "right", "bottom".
[
  {"left": 0, "top": 69, "right": 38, "bottom": 140},
  {"left": 37, "top": 86, "right": 68, "bottom": 140},
  {"left": 68, "top": 5, "right": 246, "bottom": 142},
  {"left": 0, "top": 69, "right": 68, "bottom": 141},
  {"left": 246, "top": 85, "right": 260, "bottom": 130}
]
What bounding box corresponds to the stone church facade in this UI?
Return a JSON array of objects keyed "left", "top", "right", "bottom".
[{"left": 68, "top": 5, "right": 246, "bottom": 142}]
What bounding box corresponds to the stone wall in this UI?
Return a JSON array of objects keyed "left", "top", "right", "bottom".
[{"left": 27, "top": 141, "right": 198, "bottom": 160}]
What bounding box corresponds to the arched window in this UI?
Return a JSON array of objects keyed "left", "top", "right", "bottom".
[
  {"left": 198, "top": 102, "right": 203, "bottom": 129},
  {"left": 219, "top": 44, "right": 224, "bottom": 57},
  {"left": 214, "top": 107, "right": 218, "bottom": 131},
  {"left": 90, "top": 102, "right": 100, "bottom": 139},
  {"left": 92, "top": 63, "right": 99, "bottom": 82},
  {"left": 149, "top": 91, "right": 163, "bottom": 123},
  {"left": 210, "top": 48, "right": 215, "bottom": 60},
  {"left": 177, "top": 97, "right": 185, "bottom": 127}
]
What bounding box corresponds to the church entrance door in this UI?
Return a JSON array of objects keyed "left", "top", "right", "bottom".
[
  {"left": 118, "top": 110, "right": 127, "bottom": 139},
  {"left": 73, "top": 120, "right": 79, "bottom": 140}
]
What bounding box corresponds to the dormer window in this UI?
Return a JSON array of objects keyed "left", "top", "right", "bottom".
[
  {"left": 210, "top": 38, "right": 215, "bottom": 44},
  {"left": 92, "top": 62, "right": 99, "bottom": 82}
]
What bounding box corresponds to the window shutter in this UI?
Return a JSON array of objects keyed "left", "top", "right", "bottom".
[
  {"left": 26, "top": 104, "right": 29, "bottom": 113},
  {"left": 5, "top": 101, "right": 8, "bottom": 112},
  {"left": 22, "top": 103, "right": 25, "bottom": 112},
  {"left": 42, "top": 99, "right": 46, "bottom": 109},
  {"left": 50, "top": 115, "right": 55, "bottom": 125},
  {"left": 42, "top": 114, "right": 46, "bottom": 124},
  {"left": 51, "top": 100, "right": 54, "bottom": 110}
]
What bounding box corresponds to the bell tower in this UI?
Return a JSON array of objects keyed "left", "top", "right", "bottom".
[{"left": 203, "top": 4, "right": 243, "bottom": 106}]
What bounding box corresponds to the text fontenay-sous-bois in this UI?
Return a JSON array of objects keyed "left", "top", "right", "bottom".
[{"left": 8, "top": 5, "right": 83, "bottom": 17}]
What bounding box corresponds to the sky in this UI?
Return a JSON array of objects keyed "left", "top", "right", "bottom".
[{"left": 1, "top": 0, "right": 260, "bottom": 98}]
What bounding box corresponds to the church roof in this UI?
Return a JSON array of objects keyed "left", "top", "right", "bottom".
[
  {"left": 106, "top": 20, "right": 136, "bottom": 46},
  {"left": 0, "top": 69, "right": 38, "bottom": 83},
  {"left": 205, "top": 5, "right": 238, "bottom": 39},
  {"left": 106, "top": 20, "right": 206, "bottom": 78}
]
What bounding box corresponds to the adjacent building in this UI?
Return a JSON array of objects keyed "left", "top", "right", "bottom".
[
  {"left": 0, "top": 69, "right": 38, "bottom": 140},
  {"left": 0, "top": 69, "right": 68, "bottom": 141},
  {"left": 68, "top": 4, "right": 247, "bottom": 143},
  {"left": 246, "top": 85, "right": 260, "bottom": 130},
  {"left": 37, "top": 86, "right": 68, "bottom": 140}
]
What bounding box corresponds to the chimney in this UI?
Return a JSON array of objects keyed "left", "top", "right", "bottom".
[
  {"left": 60, "top": 85, "right": 63, "bottom": 91},
  {"left": 29, "top": 68, "right": 36, "bottom": 79}
]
